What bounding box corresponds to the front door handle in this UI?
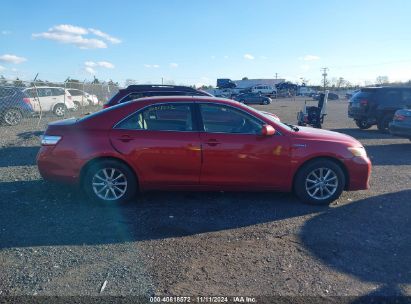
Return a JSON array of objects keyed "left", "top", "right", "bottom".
[
  {"left": 206, "top": 139, "right": 220, "bottom": 146},
  {"left": 119, "top": 135, "right": 133, "bottom": 142}
]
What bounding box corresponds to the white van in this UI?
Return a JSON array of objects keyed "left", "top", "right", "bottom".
[
  {"left": 251, "top": 85, "right": 277, "bottom": 96},
  {"left": 23, "top": 87, "right": 76, "bottom": 117}
]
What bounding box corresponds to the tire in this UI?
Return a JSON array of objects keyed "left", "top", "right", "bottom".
[
  {"left": 72, "top": 101, "right": 80, "bottom": 112},
  {"left": 261, "top": 99, "right": 269, "bottom": 105},
  {"left": 377, "top": 114, "right": 393, "bottom": 133},
  {"left": 83, "top": 159, "right": 137, "bottom": 204},
  {"left": 53, "top": 104, "right": 67, "bottom": 117},
  {"left": 294, "top": 159, "right": 345, "bottom": 205},
  {"left": 355, "top": 119, "right": 372, "bottom": 129},
  {"left": 2, "top": 108, "right": 22, "bottom": 126}
]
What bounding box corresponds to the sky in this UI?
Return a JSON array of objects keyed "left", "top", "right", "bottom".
[{"left": 1, "top": 0, "right": 411, "bottom": 87}]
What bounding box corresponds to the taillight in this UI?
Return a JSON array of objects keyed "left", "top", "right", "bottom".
[
  {"left": 23, "top": 97, "right": 31, "bottom": 105},
  {"left": 394, "top": 114, "right": 406, "bottom": 121},
  {"left": 360, "top": 99, "right": 368, "bottom": 106},
  {"left": 41, "top": 135, "right": 62, "bottom": 146},
  {"left": 103, "top": 104, "right": 109, "bottom": 109}
]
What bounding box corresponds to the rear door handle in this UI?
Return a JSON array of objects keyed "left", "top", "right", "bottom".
[
  {"left": 206, "top": 139, "right": 220, "bottom": 146},
  {"left": 119, "top": 135, "right": 133, "bottom": 142}
]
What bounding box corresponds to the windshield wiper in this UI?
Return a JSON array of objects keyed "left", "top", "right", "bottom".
[{"left": 284, "top": 123, "right": 299, "bottom": 132}]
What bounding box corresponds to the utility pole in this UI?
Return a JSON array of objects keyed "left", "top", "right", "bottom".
[
  {"left": 275, "top": 73, "right": 278, "bottom": 80},
  {"left": 321, "top": 68, "right": 328, "bottom": 92}
]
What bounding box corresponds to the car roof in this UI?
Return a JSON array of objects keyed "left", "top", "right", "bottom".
[
  {"left": 24, "top": 86, "right": 65, "bottom": 89},
  {"left": 131, "top": 95, "right": 236, "bottom": 104}
]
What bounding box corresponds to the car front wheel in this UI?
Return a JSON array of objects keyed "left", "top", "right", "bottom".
[
  {"left": 294, "top": 159, "right": 345, "bottom": 205},
  {"left": 83, "top": 160, "right": 137, "bottom": 204},
  {"left": 377, "top": 114, "right": 393, "bottom": 133}
]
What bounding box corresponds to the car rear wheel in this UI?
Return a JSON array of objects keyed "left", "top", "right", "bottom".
[
  {"left": 294, "top": 159, "right": 345, "bottom": 205},
  {"left": 355, "top": 119, "right": 372, "bottom": 129},
  {"left": 377, "top": 114, "right": 393, "bottom": 133},
  {"left": 83, "top": 160, "right": 137, "bottom": 204},
  {"left": 262, "top": 99, "right": 269, "bottom": 105},
  {"left": 2, "top": 108, "right": 22, "bottom": 126},
  {"left": 53, "top": 104, "right": 67, "bottom": 117}
]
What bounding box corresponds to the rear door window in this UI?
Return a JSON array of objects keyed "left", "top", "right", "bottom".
[
  {"left": 381, "top": 90, "right": 401, "bottom": 105},
  {"left": 115, "top": 103, "right": 194, "bottom": 131},
  {"left": 0, "top": 88, "right": 15, "bottom": 98}
]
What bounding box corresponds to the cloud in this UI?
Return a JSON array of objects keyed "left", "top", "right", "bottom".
[
  {"left": 85, "top": 61, "right": 115, "bottom": 68},
  {"left": 85, "top": 66, "right": 96, "bottom": 74},
  {"left": 244, "top": 54, "right": 255, "bottom": 60},
  {"left": 260, "top": 56, "right": 268, "bottom": 60},
  {"left": 144, "top": 64, "right": 160, "bottom": 68},
  {"left": 32, "top": 31, "right": 107, "bottom": 49},
  {"left": 211, "top": 56, "right": 216, "bottom": 60},
  {"left": 97, "top": 61, "right": 115, "bottom": 69},
  {"left": 169, "top": 62, "right": 178, "bottom": 68},
  {"left": 83, "top": 61, "right": 115, "bottom": 74},
  {"left": 88, "top": 28, "right": 121, "bottom": 44},
  {"left": 0, "top": 65, "right": 6, "bottom": 71},
  {"left": 32, "top": 24, "right": 121, "bottom": 49},
  {"left": 224, "top": 56, "right": 229, "bottom": 59},
  {"left": 1, "top": 30, "right": 11, "bottom": 35},
  {"left": 53, "top": 24, "right": 88, "bottom": 35},
  {"left": 300, "top": 55, "right": 320, "bottom": 61},
  {"left": 0, "top": 54, "right": 27, "bottom": 64}
]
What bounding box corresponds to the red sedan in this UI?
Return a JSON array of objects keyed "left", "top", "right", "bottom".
[{"left": 37, "top": 96, "right": 371, "bottom": 205}]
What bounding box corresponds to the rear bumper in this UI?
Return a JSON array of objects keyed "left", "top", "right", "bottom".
[
  {"left": 37, "top": 146, "right": 83, "bottom": 185},
  {"left": 345, "top": 156, "right": 372, "bottom": 191},
  {"left": 389, "top": 123, "right": 411, "bottom": 139}
]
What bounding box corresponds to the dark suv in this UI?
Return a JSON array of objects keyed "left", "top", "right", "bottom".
[
  {"left": 103, "top": 85, "right": 212, "bottom": 108},
  {"left": 0, "top": 86, "right": 34, "bottom": 126},
  {"left": 348, "top": 87, "right": 411, "bottom": 131}
]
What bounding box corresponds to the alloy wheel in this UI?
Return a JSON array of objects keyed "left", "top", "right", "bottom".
[
  {"left": 305, "top": 167, "right": 338, "bottom": 200},
  {"left": 4, "top": 109, "right": 22, "bottom": 126},
  {"left": 92, "top": 168, "right": 128, "bottom": 201}
]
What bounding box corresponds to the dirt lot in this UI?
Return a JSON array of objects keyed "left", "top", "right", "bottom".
[{"left": 0, "top": 97, "right": 410, "bottom": 299}]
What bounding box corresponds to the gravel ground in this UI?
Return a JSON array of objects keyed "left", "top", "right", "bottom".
[{"left": 0, "top": 97, "right": 410, "bottom": 300}]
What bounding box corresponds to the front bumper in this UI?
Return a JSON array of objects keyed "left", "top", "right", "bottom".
[{"left": 345, "top": 156, "right": 372, "bottom": 191}]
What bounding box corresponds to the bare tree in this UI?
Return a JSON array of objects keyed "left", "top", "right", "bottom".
[{"left": 376, "top": 76, "right": 389, "bottom": 85}]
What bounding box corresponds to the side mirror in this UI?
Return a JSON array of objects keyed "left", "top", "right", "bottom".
[{"left": 261, "top": 124, "right": 275, "bottom": 136}]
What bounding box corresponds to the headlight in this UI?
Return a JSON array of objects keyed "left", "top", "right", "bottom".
[
  {"left": 347, "top": 147, "right": 367, "bottom": 157},
  {"left": 41, "top": 135, "right": 62, "bottom": 146}
]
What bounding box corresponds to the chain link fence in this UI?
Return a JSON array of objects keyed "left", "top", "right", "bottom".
[{"left": 0, "top": 79, "right": 120, "bottom": 147}]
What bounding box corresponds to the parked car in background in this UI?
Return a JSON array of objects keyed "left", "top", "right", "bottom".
[
  {"left": 38, "top": 96, "right": 371, "bottom": 206},
  {"left": 103, "top": 84, "right": 212, "bottom": 108},
  {"left": 67, "top": 89, "right": 99, "bottom": 107},
  {"left": 233, "top": 92, "right": 272, "bottom": 105},
  {"left": 348, "top": 87, "right": 411, "bottom": 131},
  {"left": 23, "top": 87, "right": 76, "bottom": 117},
  {"left": 314, "top": 92, "right": 339, "bottom": 101},
  {"left": 389, "top": 109, "right": 411, "bottom": 140},
  {"left": 251, "top": 85, "right": 277, "bottom": 96},
  {"left": 0, "top": 86, "right": 34, "bottom": 126}
]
